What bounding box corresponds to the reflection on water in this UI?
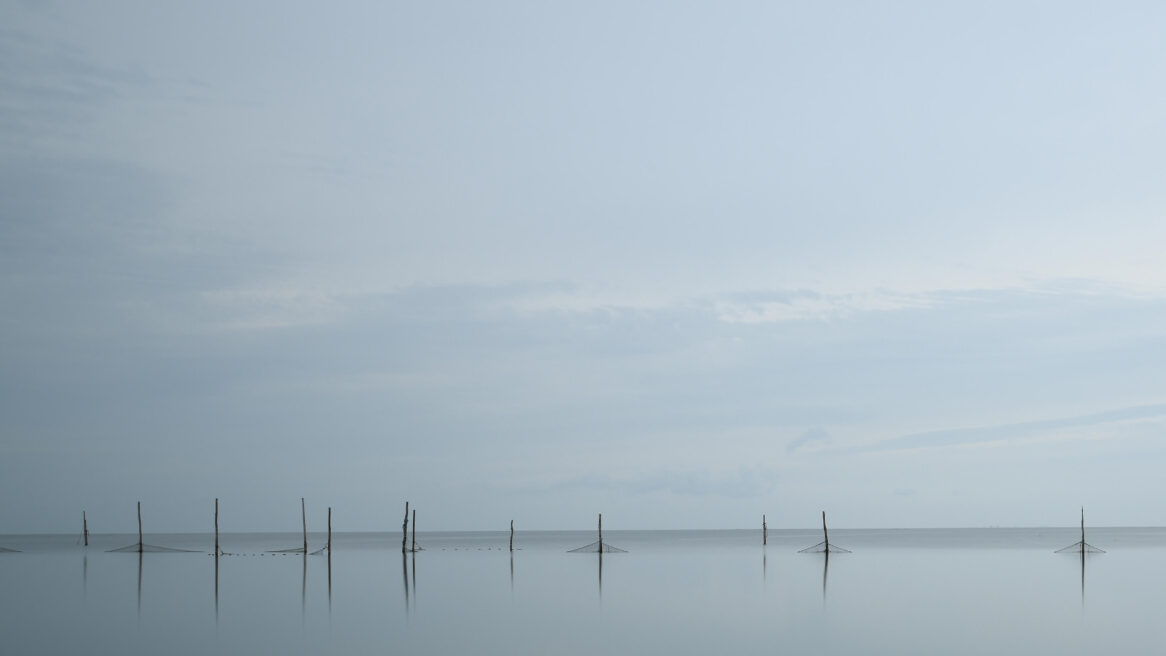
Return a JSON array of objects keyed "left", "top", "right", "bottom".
[
  {"left": 822, "top": 550, "right": 829, "bottom": 602},
  {"left": 136, "top": 551, "right": 142, "bottom": 618},
  {"left": 401, "top": 552, "right": 410, "bottom": 613},
  {"left": 4, "top": 529, "right": 1166, "bottom": 655}
]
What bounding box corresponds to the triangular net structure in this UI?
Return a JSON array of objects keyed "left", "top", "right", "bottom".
[
  {"left": 108, "top": 503, "right": 199, "bottom": 552},
  {"left": 569, "top": 514, "right": 626, "bottom": 553},
  {"left": 797, "top": 540, "right": 851, "bottom": 554},
  {"left": 0, "top": 546, "right": 21, "bottom": 553},
  {"left": 568, "top": 540, "right": 627, "bottom": 553},
  {"left": 268, "top": 546, "right": 307, "bottom": 554},
  {"left": 108, "top": 542, "right": 198, "bottom": 553},
  {"left": 1054, "top": 541, "right": 1105, "bottom": 554},
  {"left": 799, "top": 511, "right": 850, "bottom": 553},
  {"left": 1056, "top": 508, "right": 1104, "bottom": 553}
]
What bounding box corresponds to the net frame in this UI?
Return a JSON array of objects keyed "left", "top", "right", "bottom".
[
  {"left": 569, "top": 514, "right": 626, "bottom": 553},
  {"left": 1056, "top": 508, "right": 1104, "bottom": 554},
  {"left": 107, "top": 542, "right": 199, "bottom": 553},
  {"left": 1054, "top": 541, "right": 1105, "bottom": 554},
  {"left": 799, "top": 511, "right": 850, "bottom": 554},
  {"left": 797, "top": 540, "right": 852, "bottom": 554},
  {"left": 567, "top": 540, "right": 627, "bottom": 554}
]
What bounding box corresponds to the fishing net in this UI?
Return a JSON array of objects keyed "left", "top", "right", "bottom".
[
  {"left": 798, "top": 541, "right": 851, "bottom": 554},
  {"left": 1055, "top": 541, "right": 1105, "bottom": 554},
  {"left": 107, "top": 542, "right": 199, "bottom": 553},
  {"left": 0, "top": 547, "right": 20, "bottom": 553},
  {"left": 568, "top": 540, "right": 627, "bottom": 553}
]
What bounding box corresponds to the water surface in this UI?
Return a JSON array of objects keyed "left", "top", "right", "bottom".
[{"left": 2, "top": 528, "right": 1164, "bottom": 655}]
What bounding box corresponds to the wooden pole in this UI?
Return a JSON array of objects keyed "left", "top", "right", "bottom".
[
  {"left": 137, "top": 501, "right": 143, "bottom": 554},
  {"left": 214, "top": 498, "right": 220, "bottom": 556},
  {"left": 83, "top": 510, "right": 89, "bottom": 547},
  {"left": 401, "top": 502, "right": 409, "bottom": 553},
  {"left": 598, "top": 513, "right": 603, "bottom": 555},
  {"left": 411, "top": 509, "right": 417, "bottom": 553},
  {"left": 1081, "top": 506, "right": 1085, "bottom": 549},
  {"left": 328, "top": 507, "right": 332, "bottom": 553},
  {"left": 509, "top": 519, "right": 514, "bottom": 552},
  {"left": 822, "top": 511, "right": 828, "bottom": 551},
  {"left": 301, "top": 497, "right": 307, "bottom": 554},
  {"left": 763, "top": 514, "right": 767, "bottom": 546}
]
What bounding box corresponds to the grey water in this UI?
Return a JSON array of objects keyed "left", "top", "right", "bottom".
[{"left": 3, "top": 528, "right": 1166, "bottom": 655}]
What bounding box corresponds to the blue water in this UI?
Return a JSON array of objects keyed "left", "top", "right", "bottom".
[{"left": 2, "top": 528, "right": 1165, "bottom": 655}]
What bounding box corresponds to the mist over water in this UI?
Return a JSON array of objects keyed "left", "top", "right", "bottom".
[{"left": 3, "top": 528, "right": 1166, "bottom": 655}]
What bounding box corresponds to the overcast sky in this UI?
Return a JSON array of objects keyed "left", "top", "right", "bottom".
[{"left": 3, "top": 1, "right": 1166, "bottom": 534}]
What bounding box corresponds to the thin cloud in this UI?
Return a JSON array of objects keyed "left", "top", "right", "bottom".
[
  {"left": 787, "top": 428, "right": 831, "bottom": 454},
  {"left": 863, "top": 404, "right": 1166, "bottom": 453},
  {"left": 542, "top": 468, "right": 777, "bottom": 499}
]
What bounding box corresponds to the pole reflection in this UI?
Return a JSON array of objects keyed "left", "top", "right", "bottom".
[
  {"left": 598, "top": 552, "right": 603, "bottom": 601},
  {"left": 214, "top": 552, "right": 220, "bottom": 623},
  {"left": 137, "top": 551, "right": 143, "bottom": 619},
  {"left": 822, "top": 550, "right": 829, "bottom": 603},
  {"left": 401, "top": 552, "right": 410, "bottom": 614}
]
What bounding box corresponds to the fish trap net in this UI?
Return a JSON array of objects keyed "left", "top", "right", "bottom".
[
  {"left": 107, "top": 542, "right": 199, "bottom": 553},
  {"left": 797, "top": 541, "right": 851, "bottom": 554},
  {"left": 568, "top": 540, "right": 627, "bottom": 553},
  {"left": 1055, "top": 541, "right": 1105, "bottom": 554}
]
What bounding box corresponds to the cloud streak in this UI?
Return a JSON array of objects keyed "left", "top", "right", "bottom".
[{"left": 863, "top": 404, "right": 1166, "bottom": 453}]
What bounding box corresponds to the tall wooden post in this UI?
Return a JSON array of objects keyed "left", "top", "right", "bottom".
[
  {"left": 301, "top": 498, "right": 307, "bottom": 554},
  {"left": 598, "top": 513, "right": 603, "bottom": 555},
  {"left": 763, "top": 514, "right": 767, "bottom": 546},
  {"left": 214, "top": 498, "right": 220, "bottom": 556},
  {"left": 327, "top": 507, "right": 332, "bottom": 553},
  {"left": 137, "top": 501, "right": 143, "bottom": 554},
  {"left": 411, "top": 509, "right": 417, "bottom": 553},
  {"left": 83, "top": 510, "right": 89, "bottom": 547},
  {"left": 509, "top": 519, "right": 514, "bottom": 552},
  {"left": 401, "top": 502, "right": 409, "bottom": 553},
  {"left": 822, "top": 511, "right": 829, "bottom": 551},
  {"left": 1080, "top": 506, "right": 1085, "bottom": 551}
]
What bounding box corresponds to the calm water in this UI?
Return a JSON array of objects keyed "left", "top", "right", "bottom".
[{"left": 3, "top": 528, "right": 1166, "bottom": 655}]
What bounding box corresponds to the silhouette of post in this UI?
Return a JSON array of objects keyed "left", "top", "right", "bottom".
[
  {"left": 214, "top": 498, "right": 220, "bottom": 556},
  {"left": 763, "top": 514, "right": 767, "bottom": 546},
  {"left": 1080, "top": 506, "right": 1085, "bottom": 550},
  {"left": 83, "top": 510, "right": 89, "bottom": 547},
  {"left": 411, "top": 509, "right": 417, "bottom": 553},
  {"left": 328, "top": 507, "right": 332, "bottom": 553},
  {"left": 401, "top": 502, "right": 409, "bottom": 553},
  {"left": 509, "top": 519, "right": 514, "bottom": 552},
  {"left": 598, "top": 514, "right": 604, "bottom": 555},
  {"left": 301, "top": 498, "right": 307, "bottom": 554},
  {"left": 137, "top": 501, "right": 143, "bottom": 554},
  {"left": 822, "top": 511, "right": 829, "bottom": 549}
]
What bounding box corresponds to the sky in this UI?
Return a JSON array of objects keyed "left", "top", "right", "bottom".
[{"left": 3, "top": 1, "right": 1166, "bottom": 534}]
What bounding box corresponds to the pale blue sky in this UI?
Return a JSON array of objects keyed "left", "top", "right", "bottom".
[{"left": 3, "top": 1, "right": 1166, "bottom": 533}]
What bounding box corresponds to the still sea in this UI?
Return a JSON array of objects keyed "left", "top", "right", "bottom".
[{"left": 2, "top": 528, "right": 1165, "bottom": 655}]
